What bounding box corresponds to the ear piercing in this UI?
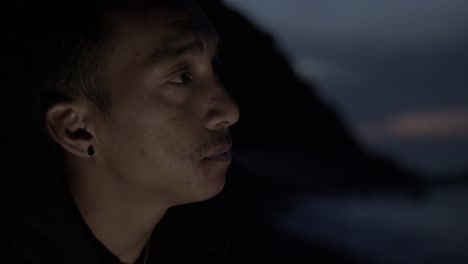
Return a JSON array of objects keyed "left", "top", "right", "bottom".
[{"left": 87, "top": 146, "right": 95, "bottom": 157}]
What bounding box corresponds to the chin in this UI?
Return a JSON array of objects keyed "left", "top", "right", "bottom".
[
  {"left": 183, "top": 171, "right": 226, "bottom": 204},
  {"left": 198, "top": 172, "right": 227, "bottom": 202}
]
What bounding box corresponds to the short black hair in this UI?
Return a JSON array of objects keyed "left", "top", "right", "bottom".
[
  {"left": 5, "top": 1, "right": 114, "bottom": 139},
  {"left": 4, "top": 0, "right": 198, "bottom": 140}
]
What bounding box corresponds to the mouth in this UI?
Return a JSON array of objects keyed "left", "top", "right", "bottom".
[{"left": 204, "top": 144, "right": 232, "bottom": 162}]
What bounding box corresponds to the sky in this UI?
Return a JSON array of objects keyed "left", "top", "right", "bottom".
[{"left": 223, "top": 0, "right": 468, "bottom": 175}]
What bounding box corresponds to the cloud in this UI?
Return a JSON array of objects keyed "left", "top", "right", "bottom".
[{"left": 357, "top": 107, "right": 468, "bottom": 141}]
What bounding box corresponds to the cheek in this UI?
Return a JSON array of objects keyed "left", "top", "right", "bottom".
[
  {"left": 105, "top": 100, "right": 203, "bottom": 165},
  {"left": 133, "top": 115, "right": 197, "bottom": 162}
]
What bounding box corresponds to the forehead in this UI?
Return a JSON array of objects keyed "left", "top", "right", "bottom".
[{"left": 106, "top": 2, "right": 217, "bottom": 47}]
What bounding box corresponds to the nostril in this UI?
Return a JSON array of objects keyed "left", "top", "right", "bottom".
[{"left": 219, "top": 121, "right": 230, "bottom": 127}]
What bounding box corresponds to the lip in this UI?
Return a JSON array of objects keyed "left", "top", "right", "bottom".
[{"left": 204, "top": 144, "right": 232, "bottom": 161}]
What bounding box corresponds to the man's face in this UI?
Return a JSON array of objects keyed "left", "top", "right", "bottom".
[{"left": 90, "top": 4, "right": 239, "bottom": 205}]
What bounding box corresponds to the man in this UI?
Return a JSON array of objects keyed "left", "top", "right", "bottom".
[{"left": 0, "top": 0, "right": 239, "bottom": 263}]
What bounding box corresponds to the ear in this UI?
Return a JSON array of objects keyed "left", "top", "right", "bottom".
[{"left": 46, "top": 102, "right": 94, "bottom": 158}]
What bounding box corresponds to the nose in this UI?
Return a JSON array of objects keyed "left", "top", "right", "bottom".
[{"left": 205, "top": 82, "right": 240, "bottom": 130}]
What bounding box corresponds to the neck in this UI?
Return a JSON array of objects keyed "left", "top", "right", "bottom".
[{"left": 67, "top": 160, "right": 168, "bottom": 264}]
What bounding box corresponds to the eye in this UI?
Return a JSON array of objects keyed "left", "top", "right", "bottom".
[{"left": 168, "top": 71, "right": 193, "bottom": 85}]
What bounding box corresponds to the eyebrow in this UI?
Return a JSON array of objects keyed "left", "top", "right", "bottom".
[{"left": 147, "top": 33, "right": 219, "bottom": 66}]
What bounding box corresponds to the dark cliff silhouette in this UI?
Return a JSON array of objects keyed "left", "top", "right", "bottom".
[
  {"left": 198, "top": 0, "right": 422, "bottom": 190},
  {"left": 198, "top": 1, "right": 428, "bottom": 263}
]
